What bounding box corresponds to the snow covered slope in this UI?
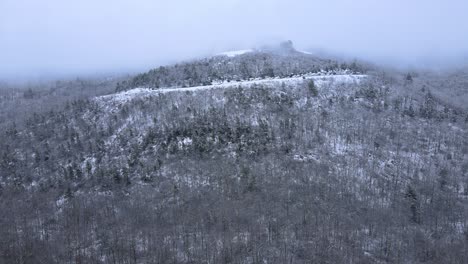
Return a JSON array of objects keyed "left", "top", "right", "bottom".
[
  {"left": 97, "top": 74, "right": 366, "bottom": 105},
  {"left": 299, "top": 50, "right": 313, "bottom": 55},
  {"left": 216, "top": 49, "right": 253, "bottom": 57}
]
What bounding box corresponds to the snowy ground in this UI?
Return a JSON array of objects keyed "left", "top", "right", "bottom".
[
  {"left": 299, "top": 50, "right": 314, "bottom": 55},
  {"left": 97, "top": 74, "right": 367, "bottom": 105},
  {"left": 217, "top": 49, "right": 253, "bottom": 57}
]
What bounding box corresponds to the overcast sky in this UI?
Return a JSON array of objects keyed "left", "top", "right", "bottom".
[{"left": 1, "top": 0, "right": 468, "bottom": 80}]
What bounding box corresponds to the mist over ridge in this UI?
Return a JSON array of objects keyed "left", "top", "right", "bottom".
[{"left": 2, "top": 0, "right": 468, "bottom": 80}]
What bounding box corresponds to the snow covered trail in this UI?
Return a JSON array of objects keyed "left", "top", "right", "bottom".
[{"left": 97, "top": 74, "right": 367, "bottom": 105}]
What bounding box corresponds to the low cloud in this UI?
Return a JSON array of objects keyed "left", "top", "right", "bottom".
[{"left": 1, "top": 0, "right": 467, "bottom": 80}]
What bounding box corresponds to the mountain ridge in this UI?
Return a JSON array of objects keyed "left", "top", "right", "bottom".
[{"left": 115, "top": 41, "right": 366, "bottom": 92}]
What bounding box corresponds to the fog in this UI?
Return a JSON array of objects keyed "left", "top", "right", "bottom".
[{"left": 1, "top": 0, "right": 468, "bottom": 80}]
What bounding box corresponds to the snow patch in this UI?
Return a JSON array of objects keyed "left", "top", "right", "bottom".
[
  {"left": 299, "top": 50, "right": 313, "bottom": 55},
  {"left": 217, "top": 49, "right": 253, "bottom": 57}
]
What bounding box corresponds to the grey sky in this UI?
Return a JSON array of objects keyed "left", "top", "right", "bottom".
[{"left": 1, "top": 0, "right": 468, "bottom": 79}]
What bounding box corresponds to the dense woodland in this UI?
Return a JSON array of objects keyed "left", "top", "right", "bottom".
[
  {"left": 1, "top": 49, "right": 468, "bottom": 263},
  {"left": 0, "top": 77, "right": 122, "bottom": 131}
]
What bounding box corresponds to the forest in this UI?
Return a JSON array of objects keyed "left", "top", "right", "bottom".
[{"left": 0, "top": 49, "right": 468, "bottom": 264}]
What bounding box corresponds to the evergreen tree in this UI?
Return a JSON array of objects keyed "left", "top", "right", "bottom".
[{"left": 308, "top": 80, "right": 318, "bottom": 97}]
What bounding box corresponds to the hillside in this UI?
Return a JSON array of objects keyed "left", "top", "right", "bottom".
[
  {"left": 116, "top": 41, "right": 366, "bottom": 92},
  {"left": 0, "top": 50, "right": 468, "bottom": 263}
]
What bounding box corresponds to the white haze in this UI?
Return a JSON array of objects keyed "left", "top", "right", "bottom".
[{"left": 1, "top": 0, "right": 468, "bottom": 80}]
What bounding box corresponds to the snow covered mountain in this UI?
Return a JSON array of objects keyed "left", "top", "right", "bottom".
[
  {"left": 1, "top": 41, "right": 468, "bottom": 264},
  {"left": 116, "top": 41, "right": 366, "bottom": 92}
]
